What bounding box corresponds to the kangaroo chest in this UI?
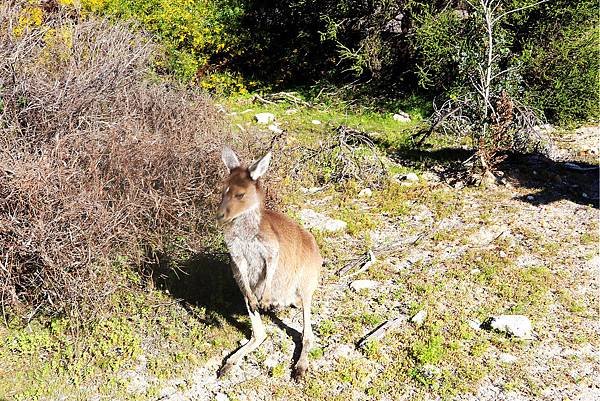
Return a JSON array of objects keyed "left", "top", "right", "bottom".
[
  {"left": 225, "top": 235, "right": 269, "bottom": 287},
  {"left": 223, "top": 208, "right": 273, "bottom": 289}
]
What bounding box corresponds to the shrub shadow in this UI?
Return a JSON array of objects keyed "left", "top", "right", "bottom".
[
  {"left": 391, "top": 146, "right": 599, "bottom": 208},
  {"left": 497, "top": 153, "right": 598, "bottom": 208}
]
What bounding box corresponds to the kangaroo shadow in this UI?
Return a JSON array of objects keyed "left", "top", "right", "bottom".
[
  {"left": 266, "top": 311, "right": 304, "bottom": 365},
  {"left": 146, "top": 250, "right": 306, "bottom": 366},
  {"left": 146, "top": 251, "right": 250, "bottom": 337}
]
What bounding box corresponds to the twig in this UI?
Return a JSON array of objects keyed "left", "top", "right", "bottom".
[
  {"left": 252, "top": 94, "right": 277, "bottom": 106},
  {"left": 357, "top": 316, "right": 407, "bottom": 348},
  {"left": 342, "top": 249, "right": 376, "bottom": 278}
]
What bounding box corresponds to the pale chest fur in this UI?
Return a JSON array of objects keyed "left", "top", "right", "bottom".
[{"left": 223, "top": 208, "right": 274, "bottom": 290}]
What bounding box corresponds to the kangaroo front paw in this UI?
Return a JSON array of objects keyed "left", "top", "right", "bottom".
[{"left": 247, "top": 294, "right": 260, "bottom": 313}]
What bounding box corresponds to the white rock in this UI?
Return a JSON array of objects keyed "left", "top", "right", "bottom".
[
  {"left": 526, "top": 195, "right": 535, "bottom": 201},
  {"left": 311, "top": 119, "right": 322, "bottom": 125},
  {"left": 358, "top": 188, "right": 372, "bottom": 197},
  {"left": 285, "top": 108, "right": 298, "bottom": 115},
  {"left": 468, "top": 319, "right": 482, "bottom": 330},
  {"left": 488, "top": 315, "right": 534, "bottom": 339},
  {"left": 392, "top": 111, "right": 411, "bottom": 122},
  {"left": 299, "top": 209, "right": 347, "bottom": 232},
  {"left": 498, "top": 353, "right": 518, "bottom": 364},
  {"left": 402, "top": 172, "right": 419, "bottom": 182},
  {"left": 215, "top": 393, "right": 229, "bottom": 401},
  {"left": 267, "top": 124, "right": 283, "bottom": 134},
  {"left": 499, "top": 250, "right": 507, "bottom": 258},
  {"left": 418, "top": 364, "right": 441, "bottom": 379},
  {"left": 300, "top": 186, "right": 322, "bottom": 194},
  {"left": 349, "top": 280, "right": 380, "bottom": 291},
  {"left": 330, "top": 344, "right": 355, "bottom": 360},
  {"left": 264, "top": 356, "right": 279, "bottom": 369},
  {"left": 395, "top": 172, "right": 419, "bottom": 184},
  {"left": 254, "top": 112, "right": 275, "bottom": 124},
  {"left": 533, "top": 124, "right": 556, "bottom": 133},
  {"left": 411, "top": 310, "right": 427, "bottom": 326}
]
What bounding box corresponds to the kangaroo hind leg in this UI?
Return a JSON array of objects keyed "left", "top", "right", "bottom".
[
  {"left": 293, "top": 291, "right": 314, "bottom": 380},
  {"left": 218, "top": 299, "right": 267, "bottom": 378}
]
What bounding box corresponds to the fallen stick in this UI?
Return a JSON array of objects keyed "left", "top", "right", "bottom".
[
  {"left": 357, "top": 316, "right": 407, "bottom": 348},
  {"left": 338, "top": 249, "right": 376, "bottom": 277}
]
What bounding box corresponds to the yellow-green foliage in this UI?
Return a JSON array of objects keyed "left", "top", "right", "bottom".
[
  {"left": 13, "top": 5, "right": 44, "bottom": 37},
  {"left": 63, "top": 0, "right": 246, "bottom": 87}
]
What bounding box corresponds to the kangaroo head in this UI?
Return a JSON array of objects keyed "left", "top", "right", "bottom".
[{"left": 216, "top": 147, "right": 271, "bottom": 224}]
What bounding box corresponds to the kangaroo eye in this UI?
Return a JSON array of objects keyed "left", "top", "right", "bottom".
[{"left": 235, "top": 193, "right": 245, "bottom": 199}]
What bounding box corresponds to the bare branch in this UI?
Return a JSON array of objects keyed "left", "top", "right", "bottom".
[{"left": 493, "top": 0, "right": 548, "bottom": 24}]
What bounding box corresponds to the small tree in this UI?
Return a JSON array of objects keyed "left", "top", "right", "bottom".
[{"left": 418, "top": 0, "right": 549, "bottom": 172}]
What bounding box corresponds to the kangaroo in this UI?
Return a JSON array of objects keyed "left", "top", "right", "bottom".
[{"left": 216, "top": 147, "right": 322, "bottom": 379}]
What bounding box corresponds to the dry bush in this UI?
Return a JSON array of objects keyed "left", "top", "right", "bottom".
[{"left": 0, "top": 3, "right": 233, "bottom": 319}]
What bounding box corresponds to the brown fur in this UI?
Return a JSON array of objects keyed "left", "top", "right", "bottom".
[{"left": 216, "top": 148, "right": 322, "bottom": 379}]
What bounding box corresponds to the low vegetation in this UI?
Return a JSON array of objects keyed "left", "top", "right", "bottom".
[
  {"left": 0, "top": 3, "right": 237, "bottom": 318},
  {"left": 0, "top": 1, "right": 598, "bottom": 400}
]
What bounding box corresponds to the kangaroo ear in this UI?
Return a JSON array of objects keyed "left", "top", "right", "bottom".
[
  {"left": 249, "top": 151, "right": 271, "bottom": 181},
  {"left": 222, "top": 146, "right": 241, "bottom": 172}
]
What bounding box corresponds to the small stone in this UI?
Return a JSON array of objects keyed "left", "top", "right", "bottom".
[
  {"left": 254, "top": 112, "right": 275, "bottom": 124},
  {"left": 299, "top": 209, "right": 347, "bottom": 232},
  {"left": 499, "top": 251, "right": 507, "bottom": 258},
  {"left": 330, "top": 344, "right": 355, "bottom": 361},
  {"left": 405, "top": 172, "right": 419, "bottom": 182},
  {"left": 395, "top": 172, "right": 419, "bottom": 183},
  {"left": 358, "top": 188, "right": 372, "bottom": 197},
  {"left": 285, "top": 108, "right": 298, "bottom": 115},
  {"left": 392, "top": 112, "right": 411, "bottom": 122},
  {"left": 418, "top": 364, "right": 441, "bottom": 380},
  {"left": 454, "top": 181, "right": 464, "bottom": 189},
  {"left": 498, "top": 353, "right": 518, "bottom": 364},
  {"left": 300, "top": 186, "right": 322, "bottom": 194},
  {"left": 411, "top": 310, "right": 427, "bottom": 326},
  {"left": 470, "top": 268, "right": 481, "bottom": 275},
  {"left": 215, "top": 393, "right": 229, "bottom": 401},
  {"left": 526, "top": 195, "right": 535, "bottom": 201},
  {"left": 486, "top": 315, "right": 534, "bottom": 339},
  {"left": 264, "top": 356, "right": 279, "bottom": 369},
  {"left": 267, "top": 124, "right": 283, "bottom": 134},
  {"left": 311, "top": 119, "right": 322, "bottom": 125},
  {"left": 349, "top": 280, "right": 380, "bottom": 291},
  {"left": 467, "top": 319, "right": 482, "bottom": 330},
  {"left": 481, "top": 170, "right": 497, "bottom": 187}
]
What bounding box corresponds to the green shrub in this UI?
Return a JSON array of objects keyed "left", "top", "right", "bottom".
[
  {"left": 76, "top": 0, "right": 246, "bottom": 84},
  {"left": 516, "top": 0, "right": 599, "bottom": 124}
]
